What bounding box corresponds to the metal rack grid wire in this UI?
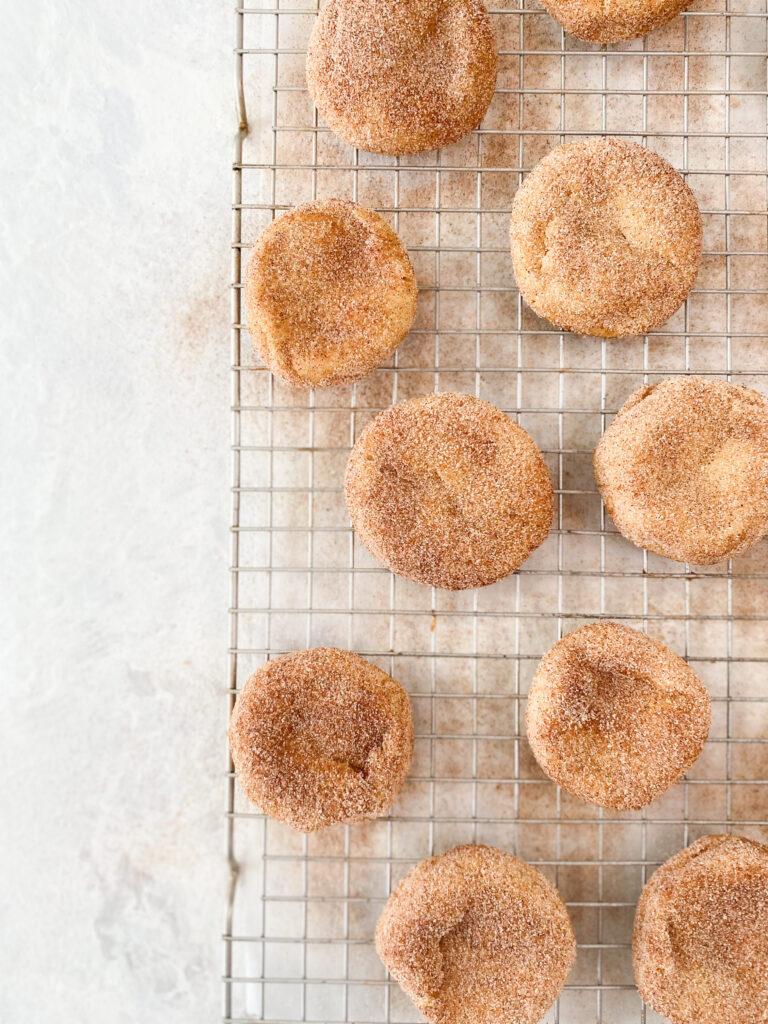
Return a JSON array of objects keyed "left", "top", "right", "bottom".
[{"left": 226, "top": 1, "right": 768, "bottom": 1021}]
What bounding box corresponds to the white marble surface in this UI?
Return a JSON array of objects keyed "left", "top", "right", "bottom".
[{"left": 1, "top": 3, "right": 233, "bottom": 1020}]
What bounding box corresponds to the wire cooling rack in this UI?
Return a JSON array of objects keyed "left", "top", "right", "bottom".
[{"left": 226, "top": 1, "right": 768, "bottom": 1020}]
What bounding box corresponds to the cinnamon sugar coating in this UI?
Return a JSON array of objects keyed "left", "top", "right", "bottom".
[
  {"left": 633, "top": 834, "right": 768, "bottom": 1024},
  {"left": 244, "top": 199, "right": 417, "bottom": 388},
  {"left": 541, "top": 0, "right": 692, "bottom": 43},
  {"left": 306, "top": 0, "right": 498, "bottom": 155},
  {"left": 228, "top": 648, "right": 413, "bottom": 831},
  {"left": 510, "top": 138, "right": 702, "bottom": 338},
  {"left": 376, "top": 844, "right": 576, "bottom": 1024},
  {"left": 594, "top": 376, "right": 768, "bottom": 565},
  {"left": 526, "top": 622, "right": 711, "bottom": 811},
  {"left": 344, "top": 392, "right": 554, "bottom": 590}
]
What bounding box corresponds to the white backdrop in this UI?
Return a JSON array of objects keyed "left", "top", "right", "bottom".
[{"left": 1, "top": 2, "right": 233, "bottom": 1020}]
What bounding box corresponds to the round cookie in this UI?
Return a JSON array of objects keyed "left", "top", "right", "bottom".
[
  {"left": 344, "top": 392, "right": 554, "bottom": 590},
  {"left": 510, "top": 138, "right": 702, "bottom": 338},
  {"left": 306, "top": 0, "right": 498, "bottom": 156},
  {"left": 594, "top": 376, "right": 768, "bottom": 565},
  {"left": 540, "top": 0, "right": 692, "bottom": 43},
  {"left": 376, "top": 844, "right": 576, "bottom": 1024},
  {"left": 633, "top": 834, "right": 768, "bottom": 1024},
  {"left": 228, "top": 648, "right": 413, "bottom": 830},
  {"left": 244, "top": 199, "right": 417, "bottom": 388},
  {"left": 526, "top": 622, "right": 711, "bottom": 810}
]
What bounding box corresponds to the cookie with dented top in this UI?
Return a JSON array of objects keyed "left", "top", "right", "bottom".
[
  {"left": 244, "top": 199, "right": 417, "bottom": 388},
  {"left": 510, "top": 138, "right": 702, "bottom": 338},
  {"left": 345, "top": 392, "right": 554, "bottom": 590},
  {"left": 633, "top": 834, "right": 768, "bottom": 1024},
  {"left": 376, "top": 844, "right": 576, "bottom": 1024},
  {"left": 541, "top": 0, "right": 693, "bottom": 43},
  {"left": 594, "top": 376, "right": 768, "bottom": 564},
  {"left": 229, "top": 648, "right": 413, "bottom": 830},
  {"left": 306, "top": 0, "right": 498, "bottom": 155},
  {"left": 526, "top": 622, "right": 711, "bottom": 811}
]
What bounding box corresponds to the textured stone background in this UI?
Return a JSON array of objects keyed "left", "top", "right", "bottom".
[{"left": 1, "top": 2, "right": 232, "bottom": 1021}]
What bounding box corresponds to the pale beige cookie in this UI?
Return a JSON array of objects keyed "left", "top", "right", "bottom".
[
  {"left": 344, "top": 392, "right": 554, "bottom": 590},
  {"left": 229, "top": 648, "right": 413, "bottom": 830},
  {"left": 510, "top": 138, "right": 702, "bottom": 338},
  {"left": 541, "top": 0, "right": 692, "bottom": 43},
  {"left": 526, "top": 622, "right": 711, "bottom": 811},
  {"left": 594, "top": 376, "right": 768, "bottom": 564},
  {"left": 306, "top": 0, "right": 497, "bottom": 155},
  {"left": 376, "top": 844, "right": 576, "bottom": 1024},
  {"left": 633, "top": 834, "right": 768, "bottom": 1024},
  {"left": 244, "top": 199, "right": 417, "bottom": 388}
]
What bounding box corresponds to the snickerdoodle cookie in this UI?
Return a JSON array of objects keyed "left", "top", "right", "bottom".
[
  {"left": 376, "top": 844, "right": 576, "bottom": 1024},
  {"left": 229, "top": 648, "right": 413, "bottom": 830},
  {"left": 633, "top": 834, "right": 768, "bottom": 1024},
  {"left": 244, "top": 199, "right": 417, "bottom": 387},
  {"left": 306, "top": 0, "right": 497, "bottom": 155},
  {"left": 541, "top": 0, "right": 692, "bottom": 44},
  {"left": 526, "top": 622, "right": 711, "bottom": 811},
  {"left": 510, "top": 138, "right": 702, "bottom": 338},
  {"left": 344, "top": 392, "right": 554, "bottom": 589},
  {"left": 594, "top": 376, "right": 768, "bottom": 564}
]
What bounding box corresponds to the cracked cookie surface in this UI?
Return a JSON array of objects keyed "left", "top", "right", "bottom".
[
  {"left": 510, "top": 138, "right": 702, "bottom": 338},
  {"left": 344, "top": 392, "right": 554, "bottom": 589}
]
